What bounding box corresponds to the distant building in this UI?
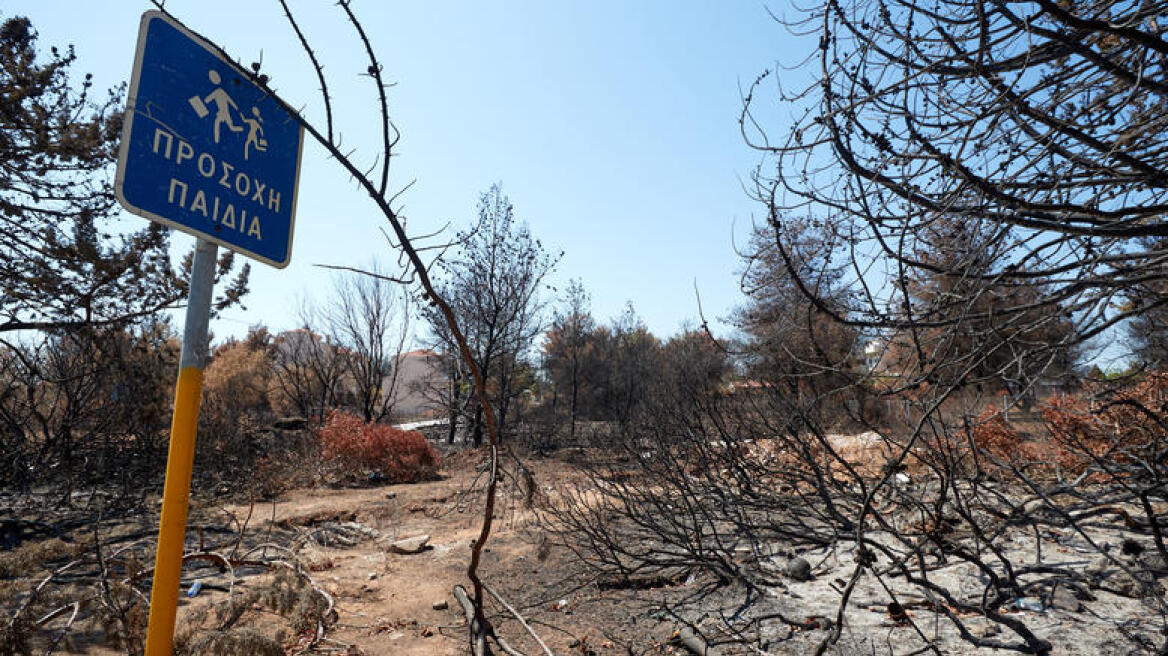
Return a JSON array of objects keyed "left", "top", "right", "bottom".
[
  {"left": 270, "top": 330, "right": 448, "bottom": 421},
  {"left": 384, "top": 349, "right": 446, "bottom": 420},
  {"left": 861, "top": 335, "right": 890, "bottom": 375}
]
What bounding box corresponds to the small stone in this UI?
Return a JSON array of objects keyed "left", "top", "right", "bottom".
[
  {"left": 1048, "top": 587, "right": 1082, "bottom": 612},
  {"left": 1084, "top": 555, "right": 1114, "bottom": 578},
  {"left": 568, "top": 638, "right": 581, "bottom": 648},
  {"left": 388, "top": 534, "right": 431, "bottom": 554},
  {"left": 977, "top": 623, "right": 1001, "bottom": 638},
  {"left": 787, "top": 556, "right": 812, "bottom": 581},
  {"left": 367, "top": 572, "right": 378, "bottom": 581},
  {"left": 1138, "top": 551, "right": 1168, "bottom": 574},
  {"left": 432, "top": 599, "right": 448, "bottom": 610},
  {"left": 1085, "top": 555, "right": 1160, "bottom": 597}
]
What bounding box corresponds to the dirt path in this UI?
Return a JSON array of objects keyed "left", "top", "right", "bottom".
[{"left": 213, "top": 455, "right": 554, "bottom": 656}]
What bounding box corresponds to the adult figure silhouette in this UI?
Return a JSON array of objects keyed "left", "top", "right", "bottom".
[{"left": 202, "top": 70, "right": 242, "bottom": 143}]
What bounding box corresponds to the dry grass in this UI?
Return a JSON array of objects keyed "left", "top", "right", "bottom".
[{"left": 0, "top": 537, "right": 84, "bottom": 578}]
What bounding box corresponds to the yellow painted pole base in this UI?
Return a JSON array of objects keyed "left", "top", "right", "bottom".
[{"left": 144, "top": 366, "right": 204, "bottom": 656}]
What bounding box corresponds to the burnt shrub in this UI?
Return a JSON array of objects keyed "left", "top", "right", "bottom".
[
  {"left": 315, "top": 411, "right": 441, "bottom": 484},
  {"left": 1040, "top": 373, "right": 1168, "bottom": 481}
]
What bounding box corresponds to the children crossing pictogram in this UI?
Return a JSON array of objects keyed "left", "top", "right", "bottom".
[
  {"left": 187, "top": 69, "right": 267, "bottom": 160},
  {"left": 242, "top": 107, "right": 268, "bottom": 159}
]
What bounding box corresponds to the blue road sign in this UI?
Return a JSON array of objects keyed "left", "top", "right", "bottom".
[{"left": 116, "top": 11, "right": 303, "bottom": 268}]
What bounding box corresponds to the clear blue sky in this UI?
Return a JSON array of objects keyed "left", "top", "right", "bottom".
[{"left": 6, "top": 1, "right": 810, "bottom": 342}]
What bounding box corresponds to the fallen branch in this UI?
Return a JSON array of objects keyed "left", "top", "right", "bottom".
[
  {"left": 41, "top": 600, "right": 80, "bottom": 656},
  {"left": 675, "top": 626, "right": 713, "bottom": 656},
  {"left": 483, "top": 581, "right": 556, "bottom": 656},
  {"left": 34, "top": 601, "right": 82, "bottom": 628},
  {"left": 7, "top": 558, "right": 83, "bottom": 637},
  {"left": 597, "top": 568, "right": 690, "bottom": 591},
  {"left": 494, "top": 635, "right": 527, "bottom": 656},
  {"left": 270, "top": 559, "right": 336, "bottom": 653},
  {"left": 454, "top": 584, "right": 491, "bottom": 656}
]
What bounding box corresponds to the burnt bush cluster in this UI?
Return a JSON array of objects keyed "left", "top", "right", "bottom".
[
  {"left": 315, "top": 410, "right": 441, "bottom": 485},
  {"left": 0, "top": 321, "right": 445, "bottom": 503},
  {"left": 0, "top": 324, "right": 178, "bottom": 501}
]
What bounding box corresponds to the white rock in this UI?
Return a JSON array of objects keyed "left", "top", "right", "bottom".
[{"left": 388, "top": 534, "right": 431, "bottom": 554}]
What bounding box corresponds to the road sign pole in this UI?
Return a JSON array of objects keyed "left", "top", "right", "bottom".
[
  {"left": 117, "top": 13, "right": 303, "bottom": 646},
  {"left": 145, "top": 238, "right": 217, "bottom": 656}
]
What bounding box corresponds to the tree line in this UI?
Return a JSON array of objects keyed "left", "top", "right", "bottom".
[{"left": 8, "top": 4, "right": 1168, "bottom": 492}]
